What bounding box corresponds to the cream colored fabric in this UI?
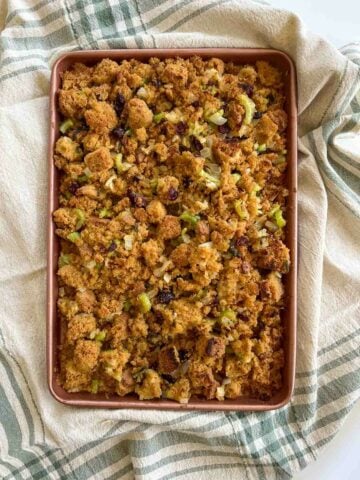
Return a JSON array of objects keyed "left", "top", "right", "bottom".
[{"left": 0, "top": 1, "right": 359, "bottom": 478}]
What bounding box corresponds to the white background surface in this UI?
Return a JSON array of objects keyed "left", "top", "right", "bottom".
[{"left": 269, "top": 1, "right": 360, "bottom": 479}]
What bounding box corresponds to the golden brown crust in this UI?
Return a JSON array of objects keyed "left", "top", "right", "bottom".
[{"left": 55, "top": 56, "right": 289, "bottom": 402}]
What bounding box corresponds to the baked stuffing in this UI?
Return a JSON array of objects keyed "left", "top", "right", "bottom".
[{"left": 54, "top": 56, "right": 290, "bottom": 403}]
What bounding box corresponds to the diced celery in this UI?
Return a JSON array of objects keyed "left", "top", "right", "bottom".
[
  {"left": 58, "top": 254, "right": 71, "bottom": 267},
  {"left": 238, "top": 94, "right": 256, "bottom": 125},
  {"left": 95, "top": 331, "right": 106, "bottom": 342},
  {"left": 59, "top": 119, "right": 74, "bottom": 134},
  {"left": 123, "top": 299, "right": 132, "bottom": 312},
  {"left": 153, "top": 112, "right": 166, "bottom": 124},
  {"left": 268, "top": 204, "right": 281, "bottom": 217},
  {"left": 180, "top": 211, "right": 200, "bottom": 226},
  {"left": 99, "top": 208, "right": 112, "bottom": 218},
  {"left": 257, "top": 143, "right": 267, "bottom": 153},
  {"left": 234, "top": 200, "right": 249, "bottom": 220},
  {"left": 77, "top": 174, "right": 88, "bottom": 183},
  {"left": 251, "top": 183, "right": 262, "bottom": 196},
  {"left": 138, "top": 292, "right": 152, "bottom": 313},
  {"left": 67, "top": 231, "right": 80, "bottom": 243},
  {"left": 220, "top": 309, "right": 237, "bottom": 322},
  {"left": 274, "top": 209, "right": 286, "bottom": 228},
  {"left": 90, "top": 379, "right": 99, "bottom": 394},
  {"left": 188, "top": 121, "right": 206, "bottom": 137},
  {"left": 165, "top": 110, "right": 181, "bottom": 123},
  {"left": 194, "top": 289, "right": 206, "bottom": 300},
  {"left": 114, "top": 153, "right": 123, "bottom": 174},
  {"left": 274, "top": 155, "right": 286, "bottom": 165},
  {"left": 74, "top": 208, "right": 85, "bottom": 230},
  {"left": 150, "top": 178, "right": 158, "bottom": 191},
  {"left": 89, "top": 329, "right": 98, "bottom": 340}
]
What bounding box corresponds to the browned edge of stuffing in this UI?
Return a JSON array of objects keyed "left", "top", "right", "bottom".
[{"left": 47, "top": 48, "right": 297, "bottom": 411}]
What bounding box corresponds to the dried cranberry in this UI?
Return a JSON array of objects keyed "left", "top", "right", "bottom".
[
  {"left": 157, "top": 289, "right": 175, "bottom": 304},
  {"left": 241, "top": 261, "right": 251, "bottom": 274},
  {"left": 253, "top": 111, "right": 263, "bottom": 120},
  {"left": 210, "top": 296, "right": 219, "bottom": 306},
  {"left": 178, "top": 349, "right": 190, "bottom": 361},
  {"left": 128, "top": 189, "right": 137, "bottom": 203},
  {"left": 162, "top": 374, "right": 176, "bottom": 384},
  {"left": 229, "top": 243, "right": 240, "bottom": 257},
  {"left": 238, "top": 313, "right": 249, "bottom": 322},
  {"left": 175, "top": 121, "right": 187, "bottom": 135},
  {"left": 190, "top": 135, "right": 202, "bottom": 152},
  {"left": 253, "top": 320, "right": 265, "bottom": 339},
  {"left": 127, "top": 189, "right": 147, "bottom": 208},
  {"left": 168, "top": 186, "right": 178, "bottom": 201},
  {"left": 240, "top": 83, "right": 254, "bottom": 97},
  {"left": 183, "top": 176, "right": 192, "bottom": 188},
  {"left": 192, "top": 100, "right": 200, "bottom": 108},
  {"left": 114, "top": 93, "right": 125, "bottom": 116},
  {"left": 206, "top": 338, "right": 216, "bottom": 356},
  {"left": 236, "top": 236, "right": 249, "bottom": 247},
  {"left": 225, "top": 136, "right": 240, "bottom": 143},
  {"left": 68, "top": 182, "right": 79, "bottom": 195},
  {"left": 108, "top": 241, "right": 117, "bottom": 252},
  {"left": 218, "top": 124, "right": 230, "bottom": 134},
  {"left": 113, "top": 126, "right": 125, "bottom": 139}
]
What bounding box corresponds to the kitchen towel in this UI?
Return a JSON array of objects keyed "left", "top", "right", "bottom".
[{"left": 0, "top": 1, "right": 359, "bottom": 479}]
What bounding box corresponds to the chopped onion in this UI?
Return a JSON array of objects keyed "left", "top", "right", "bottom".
[
  {"left": 207, "top": 109, "right": 227, "bottom": 126},
  {"left": 163, "top": 273, "right": 171, "bottom": 283},
  {"left": 181, "top": 227, "right": 191, "bottom": 244},
  {"left": 265, "top": 220, "right": 278, "bottom": 233},
  {"left": 165, "top": 110, "right": 182, "bottom": 123},
  {"left": 147, "top": 288, "right": 158, "bottom": 299},
  {"left": 216, "top": 386, "right": 225, "bottom": 401},
  {"left": 154, "top": 259, "right": 173, "bottom": 277},
  {"left": 199, "top": 242, "right": 213, "bottom": 248},
  {"left": 85, "top": 260, "right": 97, "bottom": 270},
  {"left": 121, "top": 162, "right": 133, "bottom": 172},
  {"left": 124, "top": 234, "right": 134, "bottom": 251},
  {"left": 258, "top": 228, "right": 268, "bottom": 238},
  {"left": 136, "top": 87, "right": 147, "bottom": 99},
  {"left": 200, "top": 147, "right": 212, "bottom": 159},
  {"left": 179, "top": 360, "right": 190, "bottom": 375},
  {"left": 104, "top": 175, "right": 117, "bottom": 191}
]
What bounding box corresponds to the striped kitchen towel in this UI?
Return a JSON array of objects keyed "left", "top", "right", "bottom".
[{"left": 0, "top": 1, "right": 359, "bottom": 479}]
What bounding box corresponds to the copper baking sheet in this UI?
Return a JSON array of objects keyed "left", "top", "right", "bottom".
[{"left": 47, "top": 48, "right": 297, "bottom": 410}]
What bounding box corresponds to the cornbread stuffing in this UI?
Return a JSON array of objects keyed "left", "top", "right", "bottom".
[{"left": 54, "top": 56, "right": 290, "bottom": 403}]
